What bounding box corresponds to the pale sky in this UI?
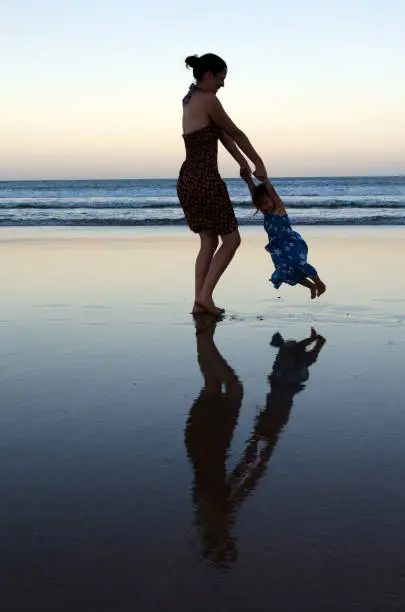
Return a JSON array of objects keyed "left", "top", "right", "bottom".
[{"left": 1, "top": 0, "right": 404, "bottom": 179}]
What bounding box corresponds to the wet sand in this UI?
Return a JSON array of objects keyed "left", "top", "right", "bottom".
[{"left": 1, "top": 226, "right": 405, "bottom": 611}]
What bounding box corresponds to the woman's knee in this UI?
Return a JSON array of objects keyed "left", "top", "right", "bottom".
[
  {"left": 222, "top": 230, "right": 241, "bottom": 252},
  {"left": 200, "top": 231, "right": 219, "bottom": 252}
]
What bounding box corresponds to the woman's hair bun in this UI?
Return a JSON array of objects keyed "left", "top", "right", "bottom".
[
  {"left": 184, "top": 53, "right": 227, "bottom": 80},
  {"left": 185, "top": 55, "right": 199, "bottom": 69}
]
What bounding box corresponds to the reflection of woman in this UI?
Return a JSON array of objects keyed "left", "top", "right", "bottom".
[
  {"left": 185, "top": 325, "right": 326, "bottom": 567},
  {"left": 185, "top": 315, "right": 243, "bottom": 566}
]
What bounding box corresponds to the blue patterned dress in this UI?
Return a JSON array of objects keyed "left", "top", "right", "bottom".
[{"left": 263, "top": 213, "right": 317, "bottom": 289}]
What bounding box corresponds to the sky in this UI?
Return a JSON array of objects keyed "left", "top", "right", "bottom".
[{"left": 1, "top": 0, "right": 404, "bottom": 179}]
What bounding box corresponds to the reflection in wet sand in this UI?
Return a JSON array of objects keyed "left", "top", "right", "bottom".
[
  {"left": 185, "top": 315, "right": 244, "bottom": 566},
  {"left": 227, "top": 328, "right": 326, "bottom": 510},
  {"left": 185, "top": 319, "right": 326, "bottom": 567}
]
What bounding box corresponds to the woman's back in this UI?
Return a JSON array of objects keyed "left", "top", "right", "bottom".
[{"left": 182, "top": 89, "right": 211, "bottom": 135}]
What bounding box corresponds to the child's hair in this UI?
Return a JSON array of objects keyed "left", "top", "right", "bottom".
[{"left": 252, "top": 183, "right": 268, "bottom": 211}]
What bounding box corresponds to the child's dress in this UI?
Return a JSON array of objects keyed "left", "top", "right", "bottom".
[{"left": 264, "top": 213, "right": 317, "bottom": 289}]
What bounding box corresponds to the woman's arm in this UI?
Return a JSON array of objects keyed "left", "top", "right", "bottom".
[
  {"left": 218, "top": 130, "right": 251, "bottom": 181},
  {"left": 206, "top": 95, "right": 267, "bottom": 180},
  {"left": 218, "top": 130, "right": 247, "bottom": 166}
]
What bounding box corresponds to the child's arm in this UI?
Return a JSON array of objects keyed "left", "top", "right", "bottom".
[
  {"left": 244, "top": 175, "right": 255, "bottom": 197},
  {"left": 265, "top": 180, "right": 286, "bottom": 213}
]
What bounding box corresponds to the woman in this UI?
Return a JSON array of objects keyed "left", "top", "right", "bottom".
[{"left": 177, "top": 53, "right": 267, "bottom": 315}]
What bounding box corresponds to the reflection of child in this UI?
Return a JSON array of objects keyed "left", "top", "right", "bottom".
[
  {"left": 246, "top": 178, "right": 326, "bottom": 299},
  {"left": 269, "top": 329, "right": 326, "bottom": 393}
]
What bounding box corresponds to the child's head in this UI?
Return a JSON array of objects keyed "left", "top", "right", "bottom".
[{"left": 252, "top": 183, "right": 273, "bottom": 213}]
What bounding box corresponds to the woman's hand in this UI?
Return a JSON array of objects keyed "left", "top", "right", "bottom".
[
  {"left": 253, "top": 160, "right": 267, "bottom": 182},
  {"left": 242, "top": 173, "right": 255, "bottom": 196},
  {"left": 239, "top": 161, "right": 251, "bottom": 182}
]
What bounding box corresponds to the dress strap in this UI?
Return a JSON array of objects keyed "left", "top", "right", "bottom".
[
  {"left": 182, "top": 84, "right": 195, "bottom": 104},
  {"left": 182, "top": 84, "right": 205, "bottom": 104}
]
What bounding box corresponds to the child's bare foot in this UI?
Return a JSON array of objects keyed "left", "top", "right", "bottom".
[
  {"left": 298, "top": 278, "right": 317, "bottom": 298},
  {"left": 309, "top": 274, "right": 326, "bottom": 298},
  {"left": 316, "top": 282, "right": 326, "bottom": 297}
]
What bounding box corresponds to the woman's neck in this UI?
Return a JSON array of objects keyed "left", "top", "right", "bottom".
[{"left": 195, "top": 83, "right": 211, "bottom": 93}]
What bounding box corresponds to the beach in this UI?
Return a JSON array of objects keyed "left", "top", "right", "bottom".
[{"left": 1, "top": 226, "right": 405, "bottom": 611}]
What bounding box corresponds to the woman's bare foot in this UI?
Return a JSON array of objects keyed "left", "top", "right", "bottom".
[
  {"left": 195, "top": 295, "right": 225, "bottom": 316},
  {"left": 309, "top": 285, "right": 317, "bottom": 300},
  {"left": 192, "top": 299, "right": 223, "bottom": 315},
  {"left": 192, "top": 302, "right": 205, "bottom": 314}
]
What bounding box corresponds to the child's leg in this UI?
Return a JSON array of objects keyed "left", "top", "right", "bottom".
[
  {"left": 298, "top": 278, "right": 317, "bottom": 299},
  {"left": 309, "top": 273, "right": 326, "bottom": 297}
]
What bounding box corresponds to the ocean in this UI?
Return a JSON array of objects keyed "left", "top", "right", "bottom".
[{"left": 1, "top": 176, "right": 404, "bottom": 227}]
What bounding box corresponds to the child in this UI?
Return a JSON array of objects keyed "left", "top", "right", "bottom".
[{"left": 245, "top": 178, "right": 326, "bottom": 298}]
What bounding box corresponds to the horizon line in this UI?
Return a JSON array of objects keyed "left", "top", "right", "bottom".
[{"left": 0, "top": 173, "right": 403, "bottom": 183}]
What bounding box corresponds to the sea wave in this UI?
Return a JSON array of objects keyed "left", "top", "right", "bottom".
[
  {"left": 1, "top": 198, "right": 405, "bottom": 210},
  {"left": 1, "top": 176, "right": 404, "bottom": 227},
  {"left": 1, "top": 215, "right": 404, "bottom": 227}
]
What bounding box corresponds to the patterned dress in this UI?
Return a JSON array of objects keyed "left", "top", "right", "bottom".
[
  {"left": 177, "top": 124, "right": 238, "bottom": 235},
  {"left": 264, "top": 213, "right": 317, "bottom": 289}
]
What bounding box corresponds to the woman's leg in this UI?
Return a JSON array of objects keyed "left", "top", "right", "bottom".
[
  {"left": 196, "top": 230, "right": 241, "bottom": 314},
  {"left": 193, "top": 231, "right": 219, "bottom": 313}
]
